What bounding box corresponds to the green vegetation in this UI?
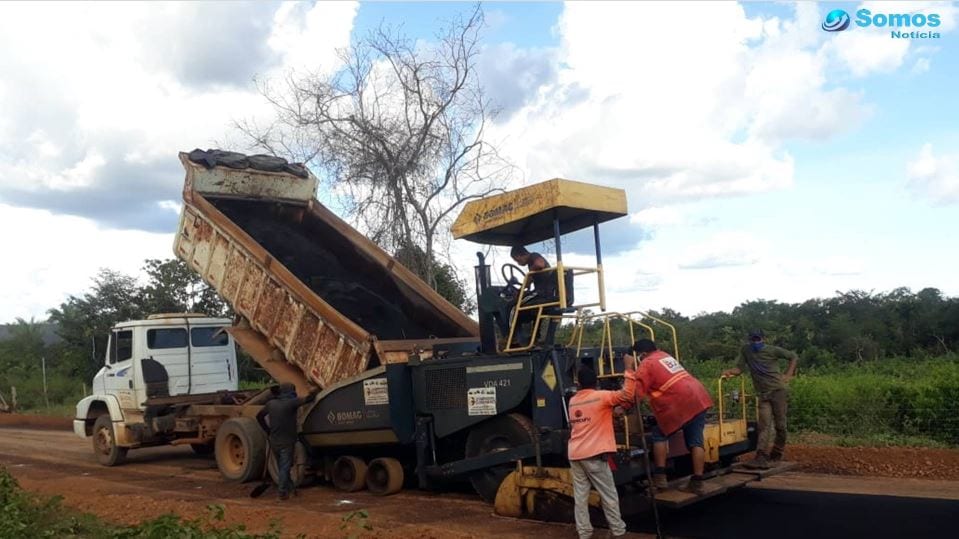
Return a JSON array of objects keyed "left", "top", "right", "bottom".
[
  {"left": 684, "top": 356, "right": 959, "bottom": 446},
  {"left": 562, "top": 287, "right": 959, "bottom": 366},
  {"left": 557, "top": 287, "right": 959, "bottom": 447},
  {"left": 339, "top": 509, "right": 373, "bottom": 539},
  {"left": 0, "top": 467, "right": 290, "bottom": 539},
  {"left": 0, "top": 259, "right": 268, "bottom": 415},
  {"left": 2, "top": 256, "right": 958, "bottom": 448}
]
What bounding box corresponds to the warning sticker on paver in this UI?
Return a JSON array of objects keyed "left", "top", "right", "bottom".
[
  {"left": 363, "top": 378, "right": 389, "bottom": 405},
  {"left": 467, "top": 387, "right": 497, "bottom": 416}
]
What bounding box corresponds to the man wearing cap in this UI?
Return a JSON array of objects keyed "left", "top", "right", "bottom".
[
  {"left": 567, "top": 356, "right": 637, "bottom": 539},
  {"left": 629, "top": 339, "right": 713, "bottom": 493},
  {"left": 722, "top": 329, "right": 798, "bottom": 469},
  {"left": 256, "top": 383, "right": 319, "bottom": 500},
  {"left": 509, "top": 245, "right": 554, "bottom": 298},
  {"left": 507, "top": 245, "right": 556, "bottom": 345}
]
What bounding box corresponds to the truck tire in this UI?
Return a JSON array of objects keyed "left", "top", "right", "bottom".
[
  {"left": 332, "top": 456, "right": 367, "bottom": 492},
  {"left": 366, "top": 457, "right": 404, "bottom": 496},
  {"left": 465, "top": 413, "right": 535, "bottom": 503},
  {"left": 93, "top": 414, "right": 128, "bottom": 466},
  {"left": 214, "top": 417, "right": 266, "bottom": 482},
  {"left": 267, "top": 441, "right": 311, "bottom": 488}
]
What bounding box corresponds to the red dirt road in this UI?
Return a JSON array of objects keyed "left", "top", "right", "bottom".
[
  {"left": 0, "top": 427, "right": 647, "bottom": 538},
  {"left": 2, "top": 422, "right": 958, "bottom": 538}
]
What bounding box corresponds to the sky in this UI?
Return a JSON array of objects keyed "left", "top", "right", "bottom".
[{"left": 0, "top": 1, "right": 957, "bottom": 323}]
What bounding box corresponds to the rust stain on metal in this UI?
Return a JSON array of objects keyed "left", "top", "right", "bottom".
[
  {"left": 220, "top": 249, "right": 245, "bottom": 303},
  {"left": 207, "top": 235, "right": 231, "bottom": 288},
  {"left": 272, "top": 297, "right": 303, "bottom": 352},
  {"left": 236, "top": 265, "right": 264, "bottom": 315},
  {"left": 253, "top": 279, "right": 284, "bottom": 335},
  {"left": 290, "top": 312, "right": 321, "bottom": 367}
]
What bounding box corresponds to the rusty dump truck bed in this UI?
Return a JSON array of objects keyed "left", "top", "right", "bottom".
[{"left": 174, "top": 150, "right": 478, "bottom": 390}]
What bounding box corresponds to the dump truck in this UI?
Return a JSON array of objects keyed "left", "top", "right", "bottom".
[{"left": 76, "top": 149, "right": 792, "bottom": 518}]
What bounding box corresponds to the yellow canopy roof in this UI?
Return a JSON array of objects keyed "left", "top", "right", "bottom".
[{"left": 452, "top": 178, "right": 627, "bottom": 245}]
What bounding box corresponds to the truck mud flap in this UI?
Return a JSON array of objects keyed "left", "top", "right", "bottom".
[{"left": 654, "top": 461, "right": 798, "bottom": 509}]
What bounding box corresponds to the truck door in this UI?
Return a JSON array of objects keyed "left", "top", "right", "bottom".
[
  {"left": 143, "top": 326, "right": 190, "bottom": 396},
  {"left": 188, "top": 325, "right": 238, "bottom": 393},
  {"left": 105, "top": 329, "right": 137, "bottom": 410}
]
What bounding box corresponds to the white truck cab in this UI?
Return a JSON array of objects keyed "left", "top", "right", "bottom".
[{"left": 74, "top": 314, "right": 238, "bottom": 464}]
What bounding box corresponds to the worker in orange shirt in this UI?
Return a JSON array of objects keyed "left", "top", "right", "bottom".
[
  {"left": 567, "top": 354, "right": 637, "bottom": 539},
  {"left": 630, "top": 339, "right": 713, "bottom": 494}
]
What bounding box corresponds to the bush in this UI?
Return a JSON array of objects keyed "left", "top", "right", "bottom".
[
  {"left": 687, "top": 355, "right": 959, "bottom": 446},
  {"left": 1, "top": 467, "right": 107, "bottom": 538},
  {"left": 0, "top": 467, "right": 288, "bottom": 538}
]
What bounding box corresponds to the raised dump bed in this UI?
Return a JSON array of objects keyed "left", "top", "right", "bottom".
[{"left": 174, "top": 150, "right": 478, "bottom": 391}]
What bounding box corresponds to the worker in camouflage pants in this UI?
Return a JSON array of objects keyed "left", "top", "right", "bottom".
[{"left": 723, "top": 329, "right": 798, "bottom": 469}]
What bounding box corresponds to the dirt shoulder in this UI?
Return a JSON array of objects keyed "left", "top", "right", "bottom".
[
  {"left": 0, "top": 428, "right": 651, "bottom": 539},
  {"left": 5, "top": 414, "right": 959, "bottom": 481},
  {"left": 785, "top": 444, "right": 959, "bottom": 481},
  {"left": 0, "top": 412, "right": 72, "bottom": 430}
]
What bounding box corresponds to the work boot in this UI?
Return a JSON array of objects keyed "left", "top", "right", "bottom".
[
  {"left": 652, "top": 473, "right": 669, "bottom": 491},
  {"left": 682, "top": 475, "right": 707, "bottom": 495},
  {"left": 743, "top": 452, "right": 771, "bottom": 470}
]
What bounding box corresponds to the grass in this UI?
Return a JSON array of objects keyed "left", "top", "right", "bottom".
[
  {"left": 19, "top": 403, "right": 76, "bottom": 418},
  {"left": 790, "top": 431, "right": 952, "bottom": 449},
  {"left": 0, "top": 466, "right": 288, "bottom": 538},
  {"left": 686, "top": 355, "right": 959, "bottom": 447}
]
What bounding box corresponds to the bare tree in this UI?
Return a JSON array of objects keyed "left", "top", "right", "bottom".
[{"left": 238, "top": 4, "right": 513, "bottom": 292}]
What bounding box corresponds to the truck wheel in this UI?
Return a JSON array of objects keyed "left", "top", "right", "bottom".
[
  {"left": 366, "top": 457, "right": 403, "bottom": 496},
  {"left": 93, "top": 415, "right": 128, "bottom": 466},
  {"left": 465, "top": 413, "right": 535, "bottom": 503},
  {"left": 267, "top": 441, "right": 311, "bottom": 488},
  {"left": 214, "top": 417, "right": 266, "bottom": 482},
  {"left": 191, "top": 443, "right": 215, "bottom": 456},
  {"left": 332, "top": 456, "right": 367, "bottom": 492}
]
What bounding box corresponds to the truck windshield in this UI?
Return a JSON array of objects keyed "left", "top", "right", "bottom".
[{"left": 109, "top": 330, "right": 133, "bottom": 364}]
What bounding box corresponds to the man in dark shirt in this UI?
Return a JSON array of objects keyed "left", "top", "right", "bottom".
[
  {"left": 508, "top": 246, "right": 556, "bottom": 346},
  {"left": 509, "top": 245, "right": 555, "bottom": 298},
  {"left": 722, "top": 329, "right": 798, "bottom": 469},
  {"left": 256, "top": 383, "right": 319, "bottom": 499}
]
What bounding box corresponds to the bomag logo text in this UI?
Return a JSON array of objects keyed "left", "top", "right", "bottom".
[
  {"left": 328, "top": 410, "right": 363, "bottom": 424},
  {"left": 474, "top": 202, "right": 514, "bottom": 224}
]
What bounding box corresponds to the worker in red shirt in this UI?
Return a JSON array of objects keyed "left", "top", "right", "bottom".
[
  {"left": 630, "top": 339, "right": 713, "bottom": 494},
  {"left": 567, "top": 354, "right": 637, "bottom": 539}
]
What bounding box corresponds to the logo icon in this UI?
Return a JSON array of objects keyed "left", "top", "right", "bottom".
[{"left": 822, "top": 9, "right": 851, "bottom": 32}]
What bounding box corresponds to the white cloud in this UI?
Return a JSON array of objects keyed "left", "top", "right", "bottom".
[
  {"left": 823, "top": 1, "right": 959, "bottom": 77},
  {"left": 0, "top": 204, "right": 174, "bottom": 323},
  {"left": 0, "top": 1, "right": 358, "bottom": 233},
  {"left": 907, "top": 143, "right": 959, "bottom": 204},
  {"left": 678, "top": 232, "right": 764, "bottom": 270},
  {"left": 0, "top": 1, "right": 358, "bottom": 321},
  {"left": 489, "top": 1, "right": 893, "bottom": 221},
  {"left": 631, "top": 207, "right": 685, "bottom": 228},
  {"left": 814, "top": 256, "right": 865, "bottom": 276},
  {"left": 269, "top": 2, "right": 359, "bottom": 72},
  {"left": 490, "top": 1, "right": 959, "bottom": 213}
]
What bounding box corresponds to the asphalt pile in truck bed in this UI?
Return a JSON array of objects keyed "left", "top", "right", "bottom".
[{"left": 212, "top": 199, "right": 463, "bottom": 341}]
